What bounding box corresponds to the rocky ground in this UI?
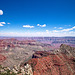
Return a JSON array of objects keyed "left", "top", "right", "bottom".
[
  {"left": 0, "top": 39, "right": 53, "bottom": 69},
  {"left": 21, "top": 44, "right": 75, "bottom": 75},
  {"left": 0, "top": 38, "right": 75, "bottom": 75}
]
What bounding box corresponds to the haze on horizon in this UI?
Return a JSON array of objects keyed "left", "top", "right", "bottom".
[{"left": 0, "top": 0, "right": 75, "bottom": 37}]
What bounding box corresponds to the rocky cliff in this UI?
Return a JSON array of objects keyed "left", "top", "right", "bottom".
[
  {"left": 60, "top": 44, "right": 75, "bottom": 57},
  {"left": 21, "top": 44, "right": 75, "bottom": 75},
  {"left": 0, "top": 44, "right": 75, "bottom": 75}
]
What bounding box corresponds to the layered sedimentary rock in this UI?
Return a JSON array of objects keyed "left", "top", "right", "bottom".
[
  {"left": 0, "top": 54, "right": 6, "bottom": 65},
  {"left": 22, "top": 45, "right": 75, "bottom": 75},
  {"left": 60, "top": 44, "right": 75, "bottom": 57},
  {"left": 0, "top": 44, "right": 75, "bottom": 75},
  {"left": 0, "top": 54, "right": 6, "bottom": 62},
  {"left": 0, "top": 39, "right": 15, "bottom": 51}
]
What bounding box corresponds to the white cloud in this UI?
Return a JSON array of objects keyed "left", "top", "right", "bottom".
[
  {"left": 0, "top": 26, "right": 75, "bottom": 37},
  {"left": 0, "top": 10, "right": 3, "bottom": 15},
  {"left": 7, "top": 23, "right": 10, "bottom": 24},
  {"left": 46, "top": 30, "right": 49, "bottom": 32},
  {"left": 37, "top": 24, "right": 46, "bottom": 27},
  {"left": 58, "top": 27, "right": 63, "bottom": 29},
  {"left": 1, "top": 22, "right": 6, "bottom": 24},
  {"left": 0, "top": 22, "right": 6, "bottom": 26},
  {"left": 53, "top": 26, "right": 75, "bottom": 32},
  {"left": 69, "top": 25, "right": 71, "bottom": 26},
  {"left": 54, "top": 27, "right": 57, "bottom": 29},
  {"left": 46, "top": 30, "right": 49, "bottom": 33},
  {"left": 52, "top": 26, "right": 75, "bottom": 32},
  {"left": 52, "top": 30, "right": 59, "bottom": 32},
  {"left": 61, "top": 26, "right": 75, "bottom": 32},
  {"left": 65, "top": 25, "right": 71, "bottom": 26},
  {"left": 0, "top": 24, "right": 4, "bottom": 26},
  {"left": 54, "top": 27, "right": 63, "bottom": 29},
  {"left": 23, "top": 25, "right": 34, "bottom": 28},
  {"left": 72, "top": 26, "right": 75, "bottom": 29},
  {"left": 0, "top": 30, "right": 75, "bottom": 37}
]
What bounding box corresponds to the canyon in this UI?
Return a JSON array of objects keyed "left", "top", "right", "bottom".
[{"left": 0, "top": 37, "right": 75, "bottom": 75}]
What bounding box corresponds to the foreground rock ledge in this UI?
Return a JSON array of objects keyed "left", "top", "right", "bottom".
[
  {"left": 0, "top": 44, "right": 75, "bottom": 75},
  {"left": 22, "top": 50, "right": 75, "bottom": 75}
]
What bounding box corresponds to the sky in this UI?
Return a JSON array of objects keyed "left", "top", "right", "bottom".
[{"left": 0, "top": 0, "right": 75, "bottom": 37}]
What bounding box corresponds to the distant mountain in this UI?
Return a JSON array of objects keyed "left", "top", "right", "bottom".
[{"left": 0, "top": 37, "right": 75, "bottom": 47}]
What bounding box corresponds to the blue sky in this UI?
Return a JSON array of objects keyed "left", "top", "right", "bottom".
[{"left": 0, "top": 0, "right": 75, "bottom": 37}]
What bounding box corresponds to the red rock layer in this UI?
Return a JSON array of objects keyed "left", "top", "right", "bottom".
[
  {"left": 27, "top": 51, "right": 75, "bottom": 75},
  {"left": 0, "top": 54, "right": 6, "bottom": 62},
  {"left": 0, "top": 39, "right": 15, "bottom": 51},
  {"left": 16, "top": 40, "right": 36, "bottom": 45}
]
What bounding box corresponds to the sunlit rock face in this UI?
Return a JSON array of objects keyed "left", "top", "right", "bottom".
[
  {"left": 12, "top": 64, "right": 33, "bottom": 75},
  {"left": 0, "top": 54, "right": 6, "bottom": 62},
  {"left": 22, "top": 44, "right": 75, "bottom": 75},
  {"left": 60, "top": 44, "right": 75, "bottom": 57},
  {"left": 0, "top": 39, "right": 15, "bottom": 51},
  {"left": 32, "top": 51, "right": 50, "bottom": 58},
  {"left": 0, "top": 38, "right": 75, "bottom": 75}
]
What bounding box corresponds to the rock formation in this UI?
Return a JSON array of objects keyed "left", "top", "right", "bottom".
[
  {"left": 21, "top": 44, "right": 75, "bottom": 75},
  {"left": 0, "top": 38, "right": 75, "bottom": 75},
  {"left": 60, "top": 44, "right": 75, "bottom": 57}
]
